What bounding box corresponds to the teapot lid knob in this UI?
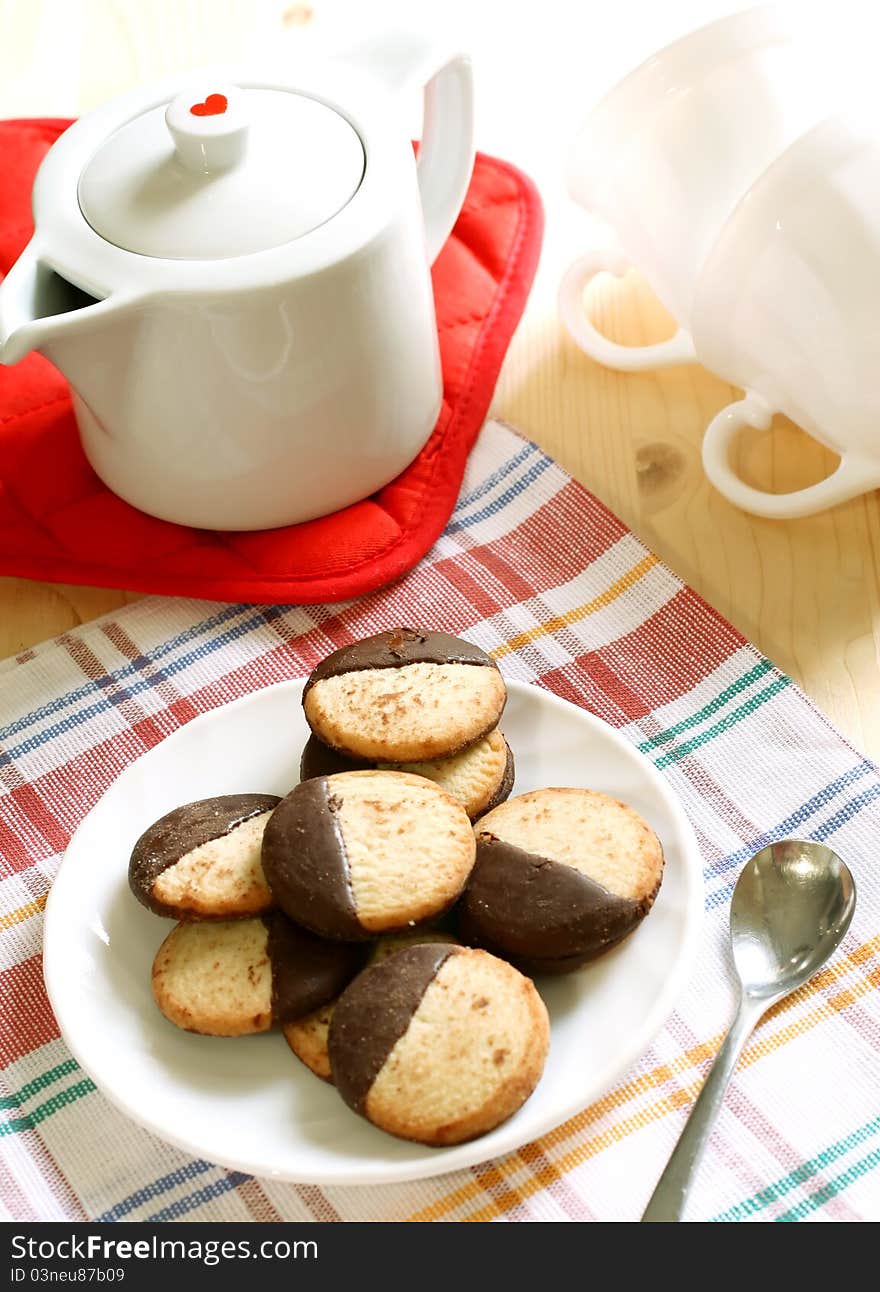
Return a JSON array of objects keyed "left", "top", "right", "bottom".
[
  {"left": 77, "top": 81, "right": 364, "bottom": 260},
  {"left": 165, "top": 86, "right": 248, "bottom": 173}
]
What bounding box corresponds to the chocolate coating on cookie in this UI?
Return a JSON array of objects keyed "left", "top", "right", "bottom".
[
  {"left": 459, "top": 837, "right": 648, "bottom": 967},
  {"left": 499, "top": 947, "right": 612, "bottom": 976},
  {"left": 475, "top": 741, "right": 516, "bottom": 821},
  {"left": 303, "top": 628, "right": 498, "bottom": 697},
  {"left": 261, "top": 778, "right": 363, "bottom": 939},
  {"left": 263, "top": 912, "right": 367, "bottom": 1022},
  {"left": 299, "top": 736, "right": 370, "bottom": 782},
  {"left": 328, "top": 943, "right": 455, "bottom": 1112},
  {"left": 129, "top": 794, "right": 281, "bottom": 918}
]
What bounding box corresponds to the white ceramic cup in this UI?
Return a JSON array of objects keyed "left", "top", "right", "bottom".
[
  {"left": 558, "top": 3, "right": 846, "bottom": 371},
  {"left": 692, "top": 113, "right": 880, "bottom": 518}
]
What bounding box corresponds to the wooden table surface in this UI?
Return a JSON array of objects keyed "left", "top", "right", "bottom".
[{"left": 1, "top": 0, "right": 878, "bottom": 757}]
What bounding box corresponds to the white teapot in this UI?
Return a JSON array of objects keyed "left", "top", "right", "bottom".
[{"left": 0, "top": 34, "right": 474, "bottom": 530}]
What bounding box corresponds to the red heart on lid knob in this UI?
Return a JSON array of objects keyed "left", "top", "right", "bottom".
[{"left": 190, "top": 93, "right": 228, "bottom": 117}]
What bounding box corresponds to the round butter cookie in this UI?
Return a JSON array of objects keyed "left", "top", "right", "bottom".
[
  {"left": 328, "top": 944, "right": 549, "bottom": 1145},
  {"left": 151, "top": 913, "right": 366, "bottom": 1037},
  {"left": 129, "top": 794, "right": 280, "bottom": 920},
  {"left": 282, "top": 929, "right": 459, "bottom": 1082},
  {"left": 299, "top": 728, "right": 515, "bottom": 821},
  {"left": 302, "top": 627, "right": 506, "bottom": 762},
  {"left": 459, "top": 788, "right": 664, "bottom": 973},
  {"left": 261, "top": 770, "right": 475, "bottom": 940}
]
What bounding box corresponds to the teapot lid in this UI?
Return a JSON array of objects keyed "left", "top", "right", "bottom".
[{"left": 77, "top": 84, "right": 365, "bottom": 260}]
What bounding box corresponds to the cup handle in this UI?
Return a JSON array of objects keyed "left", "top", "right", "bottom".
[
  {"left": 702, "top": 392, "right": 880, "bottom": 518},
  {"left": 558, "top": 248, "right": 697, "bottom": 371}
]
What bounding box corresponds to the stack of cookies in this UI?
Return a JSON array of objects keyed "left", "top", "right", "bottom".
[
  {"left": 298, "top": 627, "right": 515, "bottom": 820},
  {"left": 129, "top": 628, "right": 664, "bottom": 1148}
]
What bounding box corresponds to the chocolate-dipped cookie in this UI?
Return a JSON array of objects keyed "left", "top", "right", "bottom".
[
  {"left": 129, "top": 794, "right": 280, "bottom": 920},
  {"left": 299, "top": 728, "right": 515, "bottom": 822},
  {"left": 328, "top": 944, "right": 549, "bottom": 1145},
  {"left": 459, "top": 789, "right": 664, "bottom": 973},
  {"left": 282, "top": 929, "right": 459, "bottom": 1082},
  {"left": 302, "top": 627, "right": 506, "bottom": 762},
  {"left": 261, "top": 770, "right": 475, "bottom": 940},
  {"left": 151, "top": 912, "right": 366, "bottom": 1037}
]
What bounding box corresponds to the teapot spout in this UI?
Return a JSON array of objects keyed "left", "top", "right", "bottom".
[{"left": 0, "top": 241, "right": 106, "bottom": 365}]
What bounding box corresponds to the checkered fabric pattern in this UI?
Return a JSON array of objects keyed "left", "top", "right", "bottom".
[{"left": 2, "top": 420, "right": 879, "bottom": 1222}]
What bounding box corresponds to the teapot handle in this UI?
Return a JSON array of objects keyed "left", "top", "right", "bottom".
[{"left": 338, "top": 33, "right": 475, "bottom": 263}]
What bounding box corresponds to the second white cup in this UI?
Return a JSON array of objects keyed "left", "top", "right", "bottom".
[
  {"left": 559, "top": 3, "right": 852, "bottom": 372},
  {"left": 692, "top": 113, "right": 880, "bottom": 518}
]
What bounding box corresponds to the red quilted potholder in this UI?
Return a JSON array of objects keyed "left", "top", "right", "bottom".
[{"left": 0, "top": 120, "right": 542, "bottom": 605}]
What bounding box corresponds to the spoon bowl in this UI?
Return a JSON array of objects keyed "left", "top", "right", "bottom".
[{"left": 731, "top": 839, "right": 856, "bottom": 1002}]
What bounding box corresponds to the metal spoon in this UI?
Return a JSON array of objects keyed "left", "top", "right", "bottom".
[{"left": 642, "top": 838, "right": 856, "bottom": 1222}]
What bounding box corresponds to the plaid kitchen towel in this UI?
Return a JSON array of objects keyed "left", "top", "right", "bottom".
[{"left": 1, "top": 419, "right": 878, "bottom": 1223}]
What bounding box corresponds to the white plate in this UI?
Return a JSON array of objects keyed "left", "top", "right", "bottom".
[{"left": 44, "top": 678, "right": 703, "bottom": 1186}]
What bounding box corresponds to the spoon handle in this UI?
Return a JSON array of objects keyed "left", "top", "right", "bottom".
[{"left": 641, "top": 998, "right": 764, "bottom": 1222}]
